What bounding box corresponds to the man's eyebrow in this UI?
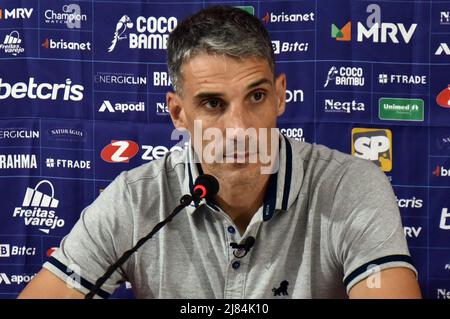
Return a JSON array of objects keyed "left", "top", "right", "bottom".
[
  {"left": 193, "top": 92, "right": 225, "bottom": 102},
  {"left": 246, "top": 78, "right": 272, "bottom": 90}
]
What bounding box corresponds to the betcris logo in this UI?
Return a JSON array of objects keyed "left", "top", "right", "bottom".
[
  {"left": 331, "top": 4, "right": 417, "bottom": 44},
  {"left": 440, "top": 208, "right": 450, "bottom": 230},
  {"left": 351, "top": 128, "right": 393, "bottom": 172},
  {"left": 107, "top": 15, "right": 177, "bottom": 52}
]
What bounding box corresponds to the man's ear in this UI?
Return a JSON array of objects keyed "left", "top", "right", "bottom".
[
  {"left": 166, "top": 91, "right": 187, "bottom": 130},
  {"left": 275, "top": 73, "right": 286, "bottom": 117}
]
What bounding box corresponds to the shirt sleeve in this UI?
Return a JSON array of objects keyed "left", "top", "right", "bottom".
[
  {"left": 328, "top": 158, "right": 418, "bottom": 294},
  {"left": 42, "top": 172, "right": 134, "bottom": 298}
]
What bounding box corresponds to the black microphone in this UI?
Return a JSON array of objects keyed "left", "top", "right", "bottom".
[
  {"left": 85, "top": 174, "right": 219, "bottom": 299},
  {"left": 230, "top": 236, "right": 256, "bottom": 258}
]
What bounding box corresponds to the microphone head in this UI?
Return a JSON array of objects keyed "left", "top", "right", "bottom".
[{"left": 193, "top": 174, "right": 219, "bottom": 201}]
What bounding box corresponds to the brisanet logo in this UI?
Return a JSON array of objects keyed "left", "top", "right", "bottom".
[
  {"left": 332, "top": 4, "right": 417, "bottom": 44},
  {"left": 12, "top": 180, "right": 65, "bottom": 234},
  {"left": 262, "top": 10, "right": 314, "bottom": 24},
  {"left": 108, "top": 15, "right": 177, "bottom": 52},
  {"left": 351, "top": 128, "right": 393, "bottom": 172},
  {"left": 42, "top": 38, "right": 91, "bottom": 51},
  {"left": 433, "top": 166, "right": 450, "bottom": 177},
  {"left": 378, "top": 98, "right": 424, "bottom": 121}
]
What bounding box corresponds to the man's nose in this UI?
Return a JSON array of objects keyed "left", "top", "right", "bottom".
[{"left": 224, "top": 102, "right": 250, "bottom": 133}]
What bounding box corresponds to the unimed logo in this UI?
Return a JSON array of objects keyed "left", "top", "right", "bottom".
[
  {"left": 351, "top": 128, "right": 392, "bottom": 172},
  {"left": 101, "top": 140, "right": 139, "bottom": 163}
]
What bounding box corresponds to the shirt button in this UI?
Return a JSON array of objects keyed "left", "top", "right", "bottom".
[
  {"left": 227, "top": 226, "right": 236, "bottom": 234},
  {"left": 232, "top": 261, "right": 241, "bottom": 269}
]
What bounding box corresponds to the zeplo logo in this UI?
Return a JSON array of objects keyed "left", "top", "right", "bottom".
[
  {"left": 12, "top": 180, "right": 65, "bottom": 234},
  {"left": 436, "top": 85, "right": 450, "bottom": 108},
  {"left": 0, "top": 78, "right": 84, "bottom": 101},
  {"left": 108, "top": 14, "right": 177, "bottom": 52},
  {"left": 101, "top": 140, "right": 139, "bottom": 163},
  {"left": 351, "top": 128, "right": 392, "bottom": 172}
]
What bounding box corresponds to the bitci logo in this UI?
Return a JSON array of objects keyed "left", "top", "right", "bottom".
[{"left": 101, "top": 140, "right": 139, "bottom": 163}]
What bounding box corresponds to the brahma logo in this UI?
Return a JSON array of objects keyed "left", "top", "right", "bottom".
[
  {"left": 351, "top": 128, "right": 392, "bottom": 172},
  {"left": 101, "top": 140, "right": 139, "bottom": 163},
  {"left": 331, "top": 22, "right": 351, "bottom": 41},
  {"left": 12, "top": 180, "right": 65, "bottom": 234},
  {"left": 108, "top": 14, "right": 177, "bottom": 52},
  {"left": 437, "top": 85, "right": 450, "bottom": 108}
]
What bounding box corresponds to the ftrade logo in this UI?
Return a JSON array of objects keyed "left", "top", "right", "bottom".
[
  {"left": 324, "top": 66, "right": 365, "bottom": 88},
  {"left": 331, "top": 22, "right": 351, "bottom": 41},
  {"left": 0, "top": 30, "right": 24, "bottom": 56},
  {"left": 351, "top": 128, "right": 392, "bottom": 172},
  {"left": 101, "top": 140, "right": 139, "bottom": 163},
  {"left": 44, "top": 4, "right": 86, "bottom": 29},
  {"left": 42, "top": 38, "right": 91, "bottom": 51},
  {"left": 437, "top": 85, "right": 450, "bottom": 108},
  {"left": 12, "top": 180, "right": 65, "bottom": 234},
  {"left": 108, "top": 14, "right": 177, "bottom": 52},
  {"left": 0, "top": 78, "right": 84, "bottom": 101},
  {"left": 378, "top": 73, "right": 426, "bottom": 85},
  {"left": 46, "top": 158, "right": 91, "bottom": 170},
  {"left": 262, "top": 11, "right": 314, "bottom": 24},
  {"left": 98, "top": 100, "right": 145, "bottom": 113},
  {"left": 0, "top": 8, "right": 33, "bottom": 20}
]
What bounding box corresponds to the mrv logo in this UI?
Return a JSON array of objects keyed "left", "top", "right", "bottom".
[
  {"left": 108, "top": 14, "right": 177, "bottom": 52},
  {"left": 98, "top": 100, "right": 145, "bottom": 113},
  {"left": 351, "top": 128, "right": 392, "bottom": 172},
  {"left": 0, "top": 78, "right": 83, "bottom": 101},
  {"left": 12, "top": 180, "right": 65, "bottom": 234},
  {"left": 323, "top": 66, "right": 364, "bottom": 88},
  {"left": 0, "top": 8, "right": 33, "bottom": 20},
  {"left": 332, "top": 4, "right": 417, "bottom": 44}
]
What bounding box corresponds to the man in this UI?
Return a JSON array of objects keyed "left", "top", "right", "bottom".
[{"left": 19, "top": 5, "right": 421, "bottom": 299}]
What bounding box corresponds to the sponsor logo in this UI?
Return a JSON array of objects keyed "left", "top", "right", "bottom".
[
  {"left": 141, "top": 144, "right": 186, "bottom": 161},
  {"left": 98, "top": 100, "right": 145, "bottom": 113},
  {"left": 156, "top": 102, "right": 169, "bottom": 115},
  {"left": 279, "top": 128, "right": 305, "bottom": 142},
  {"left": 437, "top": 85, "right": 450, "bottom": 108},
  {"left": 436, "top": 135, "right": 450, "bottom": 151},
  {"left": 440, "top": 208, "right": 450, "bottom": 230},
  {"left": 378, "top": 73, "right": 426, "bottom": 85},
  {"left": 41, "top": 38, "right": 91, "bottom": 51},
  {"left": 108, "top": 15, "right": 177, "bottom": 52},
  {"left": 46, "top": 247, "right": 57, "bottom": 257},
  {"left": 101, "top": 140, "right": 139, "bottom": 163},
  {"left": 324, "top": 66, "right": 364, "bottom": 88},
  {"left": 435, "top": 43, "right": 450, "bottom": 56},
  {"left": 0, "top": 273, "right": 36, "bottom": 285},
  {"left": 0, "top": 30, "right": 24, "bottom": 56},
  {"left": 12, "top": 180, "right": 65, "bottom": 234},
  {"left": 0, "top": 154, "right": 37, "bottom": 169},
  {"left": 351, "top": 128, "right": 392, "bottom": 172},
  {"left": 0, "top": 244, "right": 36, "bottom": 257},
  {"left": 48, "top": 128, "right": 85, "bottom": 143},
  {"left": 441, "top": 11, "right": 450, "bottom": 25},
  {"left": 0, "top": 129, "right": 39, "bottom": 140},
  {"left": 271, "top": 40, "right": 309, "bottom": 54},
  {"left": 95, "top": 72, "right": 147, "bottom": 86},
  {"left": 403, "top": 226, "right": 422, "bottom": 238},
  {"left": 438, "top": 289, "right": 450, "bottom": 299},
  {"left": 152, "top": 72, "right": 171, "bottom": 87},
  {"left": 0, "top": 8, "right": 33, "bottom": 20},
  {"left": 46, "top": 158, "right": 91, "bottom": 170},
  {"left": 286, "top": 89, "right": 304, "bottom": 103},
  {"left": 433, "top": 166, "right": 450, "bottom": 177},
  {"left": 262, "top": 11, "right": 315, "bottom": 24},
  {"left": 378, "top": 98, "right": 424, "bottom": 121},
  {"left": 324, "top": 99, "right": 365, "bottom": 113},
  {"left": 44, "top": 4, "right": 86, "bottom": 29},
  {"left": 396, "top": 196, "right": 423, "bottom": 209},
  {"left": 234, "top": 6, "right": 254, "bottom": 15},
  {"left": 0, "top": 78, "right": 83, "bottom": 101},
  {"left": 331, "top": 22, "right": 351, "bottom": 41}
]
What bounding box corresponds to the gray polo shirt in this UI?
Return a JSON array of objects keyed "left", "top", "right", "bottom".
[{"left": 43, "top": 133, "right": 417, "bottom": 298}]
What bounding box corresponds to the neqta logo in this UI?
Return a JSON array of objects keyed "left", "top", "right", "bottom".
[
  {"left": 437, "top": 85, "right": 450, "bottom": 108},
  {"left": 101, "top": 140, "right": 139, "bottom": 163}
]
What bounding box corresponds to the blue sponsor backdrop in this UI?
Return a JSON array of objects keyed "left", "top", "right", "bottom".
[{"left": 0, "top": 0, "right": 448, "bottom": 299}]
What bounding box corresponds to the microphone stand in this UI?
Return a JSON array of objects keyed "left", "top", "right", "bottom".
[{"left": 85, "top": 194, "right": 194, "bottom": 299}]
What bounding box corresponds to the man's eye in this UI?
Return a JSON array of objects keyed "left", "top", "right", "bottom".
[
  {"left": 250, "top": 91, "right": 266, "bottom": 103},
  {"left": 203, "top": 99, "right": 222, "bottom": 109}
]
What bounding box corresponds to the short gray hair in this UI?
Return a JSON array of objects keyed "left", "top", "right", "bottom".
[{"left": 167, "top": 5, "right": 275, "bottom": 95}]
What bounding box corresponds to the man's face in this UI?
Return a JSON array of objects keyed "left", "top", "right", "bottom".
[{"left": 167, "top": 53, "right": 286, "bottom": 182}]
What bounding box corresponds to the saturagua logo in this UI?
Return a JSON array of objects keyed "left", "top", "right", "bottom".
[
  {"left": 12, "top": 180, "right": 65, "bottom": 234},
  {"left": 108, "top": 14, "right": 177, "bottom": 52},
  {"left": 0, "top": 78, "right": 83, "bottom": 101}
]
